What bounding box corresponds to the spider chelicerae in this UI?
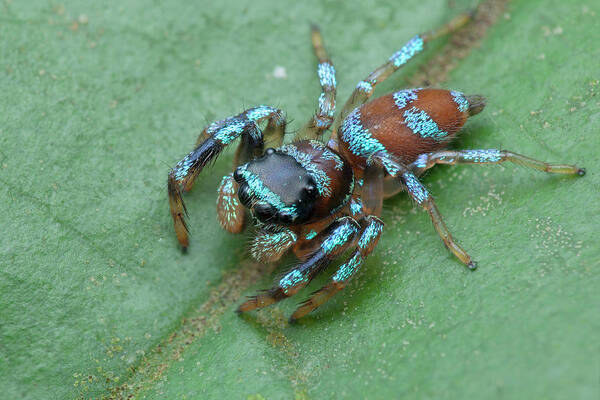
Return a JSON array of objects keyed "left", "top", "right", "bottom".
[{"left": 167, "top": 12, "right": 585, "bottom": 322}]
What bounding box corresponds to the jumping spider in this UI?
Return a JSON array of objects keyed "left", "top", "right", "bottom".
[{"left": 168, "top": 13, "right": 585, "bottom": 322}]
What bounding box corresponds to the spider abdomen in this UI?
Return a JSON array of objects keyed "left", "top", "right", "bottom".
[
  {"left": 337, "top": 88, "right": 483, "bottom": 168},
  {"left": 168, "top": 17, "right": 585, "bottom": 323}
]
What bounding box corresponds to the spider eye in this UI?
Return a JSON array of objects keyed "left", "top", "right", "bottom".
[
  {"left": 265, "top": 148, "right": 276, "bottom": 156},
  {"left": 304, "top": 184, "right": 316, "bottom": 196},
  {"left": 237, "top": 184, "right": 252, "bottom": 207},
  {"left": 254, "top": 202, "right": 275, "bottom": 221},
  {"left": 278, "top": 211, "right": 295, "bottom": 223},
  {"left": 233, "top": 166, "right": 245, "bottom": 183}
]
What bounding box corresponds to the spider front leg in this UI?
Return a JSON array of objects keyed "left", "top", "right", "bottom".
[
  {"left": 289, "top": 215, "right": 384, "bottom": 322},
  {"left": 237, "top": 216, "right": 360, "bottom": 313},
  {"left": 410, "top": 149, "right": 586, "bottom": 177},
  {"left": 372, "top": 152, "right": 477, "bottom": 270},
  {"left": 332, "top": 11, "right": 472, "bottom": 132},
  {"left": 295, "top": 25, "right": 337, "bottom": 141},
  {"left": 168, "top": 106, "right": 285, "bottom": 247}
]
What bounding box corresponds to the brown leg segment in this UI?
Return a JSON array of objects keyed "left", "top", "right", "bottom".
[
  {"left": 424, "top": 197, "right": 476, "bottom": 269},
  {"left": 400, "top": 169, "right": 477, "bottom": 269},
  {"left": 216, "top": 173, "right": 246, "bottom": 233},
  {"left": 370, "top": 151, "right": 477, "bottom": 269},
  {"left": 362, "top": 164, "right": 385, "bottom": 217}
]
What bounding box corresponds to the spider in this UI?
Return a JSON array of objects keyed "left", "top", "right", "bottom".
[{"left": 167, "top": 13, "right": 585, "bottom": 323}]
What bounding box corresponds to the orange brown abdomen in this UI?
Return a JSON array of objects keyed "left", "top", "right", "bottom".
[{"left": 337, "top": 88, "right": 471, "bottom": 168}]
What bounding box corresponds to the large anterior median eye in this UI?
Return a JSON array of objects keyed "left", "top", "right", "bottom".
[
  {"left": 236, "top": 183, "right": 252, "bottom": 208},
  {"left": 253, "top": 201, "right": 275, "bottom": 221}
]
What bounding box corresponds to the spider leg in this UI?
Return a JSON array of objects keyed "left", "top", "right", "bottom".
[
  {"left": 250, "top": 225, "right": 298, "bottom": 263},
  {"left": 332, "top": 12, "right": 472, "bottom": 131},
  {"left": 409, "top": 149, "right": 586, "bottom": 177},
  {"left": 290, "top": 215, "right": 384, "bottom": 322},
  {"left": 216, "top": 173, "right": 246, "bottom": 233},
  {"left": 168, "top": 106, "right": 285, "bottom": 248},
  {"left": 371, "top": 152, "right": 477, "bottom": 270},
  {"left": 294, "top": 25, "right": 337, "bottom": 141},
  {"left": 237, "top": 216, "right": 360, "bottom": 313}
]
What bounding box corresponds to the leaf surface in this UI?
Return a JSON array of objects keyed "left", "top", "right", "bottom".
[{"left": 1, "top": 0, "right": 598, "bottom": 399}]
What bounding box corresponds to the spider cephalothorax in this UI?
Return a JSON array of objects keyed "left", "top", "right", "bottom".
[
  {"left": 167, "top": 13, "right": 585, "bottom": 322},
  {"left": 233, "top": 140, "right": 353, "bottom": 225}
]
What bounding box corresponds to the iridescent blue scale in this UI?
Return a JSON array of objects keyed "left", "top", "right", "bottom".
[
  {"left": 217, "top": 174, "right": 239, "bottom": 223},
  {"left": 415, "top": 153, "right": 429, "bottom": 169},
  {"left": 317, "top": 62, "right": 337, "bottom": 88},
  {"left": 350, "top": 198, "right": 363, "bottom": 216},
  {"left": 356, "top": 80, "right": 373, "bottom": 94},
  {"left": 341, "top": 108, "right": 386, "bottom": 158},
  {"left": 318, "top": 93, "right": 335, "bottom": 118},
  {"left": 450, "top": 91, "right": 469, "bottom": 113},
  {"left": 393, "top": 89, "right": 420, "bottom": 109},
  {"left": 279, "top": 269, "right": 308, "bottom": 294},
  {"left": 321, "top": 220, "right": 358, "bottom": 255},
  {"left": 332, "top": 252, "right": 362, "bottom": 283},
  {"left": 389, "top": 35, "right": 424, "bottom": 67},
  {"left": 462, "top": 149, "right": 502, "bottom": 163},
  {"left": 358, "top": 218, "right": 384, "bottom": 251},
  {"left": 174, "top": 156, "right": 193, "bottom": 182},
  {"left": 403, "top": 106, "right": 449, "bottom": 141},
  {"left": 402, "top": 172, "right": 429, "bottom": 204},
  {"left": 246, "top": 105, "right": 277, "bottom": 121},
  {"left": 305, "top": 230, "right": 317, "bottom": 240},
  {"left": 379, "top": 157, "right": 402, "bottom": 177}
]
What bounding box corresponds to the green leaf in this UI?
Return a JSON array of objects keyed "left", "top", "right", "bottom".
[{"left": 1, "top": 0, "right": 598, "bottom": 399}]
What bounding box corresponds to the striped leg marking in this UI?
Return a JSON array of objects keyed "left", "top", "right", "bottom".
[{"left": 411, "top": 149, "right": 585, "bottom": 177}]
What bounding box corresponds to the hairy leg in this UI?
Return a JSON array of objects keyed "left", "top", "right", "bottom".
[
  {"left": 250, "top": 225, "right": 298, "bottom": 263},
  {"left": 216, "top": 173, "right": 246, "bottom": 233},
  {"left": 168, "top": 106, "right": 285, "bottom": 248}
]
